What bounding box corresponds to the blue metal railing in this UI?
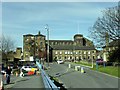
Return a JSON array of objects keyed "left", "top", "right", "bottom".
[{"left": 36, "top": 61, "right": 59, "bottom": 90}]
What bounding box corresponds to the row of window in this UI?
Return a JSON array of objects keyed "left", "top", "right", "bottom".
[
  {"left": 50, "top": 42, "right": 73, "bottom": 45},
  {"left": 54, "top": 56, "right": 95, "bottom": 60},
  {"left": 55, "top": 51, "right": 95, "bottom": 55}
]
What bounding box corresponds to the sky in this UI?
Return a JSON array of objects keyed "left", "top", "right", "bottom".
[{"left": 1, "top": 1, "right": 118, "bottom": 48}]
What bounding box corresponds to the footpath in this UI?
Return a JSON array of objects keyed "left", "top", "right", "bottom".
[{"left": 4, "top": 73, "right": 44, "bottom": 89}]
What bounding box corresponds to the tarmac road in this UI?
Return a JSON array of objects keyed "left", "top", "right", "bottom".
[{"left": 45, "top": 62, "right": 119, "bottom": 89}]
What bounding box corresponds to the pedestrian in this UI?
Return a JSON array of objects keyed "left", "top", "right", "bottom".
[{"left": 5, "top": 65, "right": 12, "bottom": 84}]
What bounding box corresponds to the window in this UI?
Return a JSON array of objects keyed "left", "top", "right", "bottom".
[
  {"left": 68, "top": 51, "right": 70, "bottom": 54},
  {"left": 88, "top": 51, "right": 90, "bottom": 54},
  {"left": 84, "top": 51, "right": 86, "bottom": 54},
  {"left": 60, "top": 51, "right": 62, "bottom": 54},
  {"left": 76, "top": 52, "right": 78, "bottom": 54},
  {"left": 31, "top": 37, "right": 34, "bottom": 40},
  {"left": 65, "top": 51, "right": 67, "bottom": 54},
  {"left": 65, "top": 56, "right": 66, "bottom": 59},
  {"left": 55, "top": 42, "right": 57, "bottom": 45},
  {"left": 55, "top": 51, "right": 58, "bottom": 54},
  {"left": 88, "top": 56, "right": 90, "bottom": 59},
  {"left": 79, "top": 51, "right": 81, "bottom": 54},
  {"left": 40, "top": 42, "right": 43, "bottom": 46}
]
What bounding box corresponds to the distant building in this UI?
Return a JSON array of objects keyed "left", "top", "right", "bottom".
[
  {"left": 102, "top": 39, "right": 120, "bottom": 61},
  {"left": 2, "top": 47, "right": 22, "bottom": 65},
  {"left": 23, "top": 31, "right": 46, "bottom": 61},
  {"left": 23, "top": 32, "right": 97, "bottom": 62},
  {"left": 49, "top": 34, "right": 96, "bottom": 61}
]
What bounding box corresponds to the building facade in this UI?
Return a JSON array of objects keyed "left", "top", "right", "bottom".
[
  {"left": 102, "top": 39, "right": 120, "bottom": 61},
  {"left": 23, "top": 32, "right": 97, "bottom": 62},
  {"left": 49, "top": 34, "right": 96, "bottom": 61},
  {"left": 23, "top": 31, "right": 46, "bottom": 61}
]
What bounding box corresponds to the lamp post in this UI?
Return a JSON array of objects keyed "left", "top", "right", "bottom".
[
  {"left": 45, "top": 24, "right": 49, "bottom": 67},
  {"left": 33, "top": 35, "right": 36, "bottom": 62},
  {"left": 92, "top": 52, "right": 94, "bottom": 68}
]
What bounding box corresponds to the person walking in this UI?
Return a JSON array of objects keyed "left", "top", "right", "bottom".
[{"left": 5, "top": 65, "right": 12, "bottom": 84}]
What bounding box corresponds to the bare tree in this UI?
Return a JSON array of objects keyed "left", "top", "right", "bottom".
[
  {"left": 89, "top": 2, "right": 120, "bottom": 49},
  {"left": 0, "top": 34, "right": 15, "bottom": 64}
]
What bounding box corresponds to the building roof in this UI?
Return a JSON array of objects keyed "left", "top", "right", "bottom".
[
  {"left": 35, "top": 34, "right": 45, "bottom": 37},
  {"left": 23, "top": 34, "right": 34, "bottom": 36},
  {"left": 49, "top": 40, "right": 73, "bottom": 42},
  {"left": 23, "top": 33, "right": 45, "bottom": 37},
  {"left": 108, "top": 39, "right": 120, "bottom": 47},
  {"left": 51, "top": 45, "right": 96, "bottom": 50}
]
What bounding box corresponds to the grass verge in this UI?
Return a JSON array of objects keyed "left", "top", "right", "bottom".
[
  {"left": 74, "top": 61, "right": 120, "bottom": 78},
  {"left": 91, "top": 65, "right": 120, "bottom": 78}
]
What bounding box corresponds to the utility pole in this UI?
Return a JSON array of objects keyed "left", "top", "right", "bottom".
[{"left": 45, "top": 24, "right": 49, "bottom": 67}]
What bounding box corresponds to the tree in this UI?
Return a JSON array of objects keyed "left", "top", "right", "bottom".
[
  {"left": 89, "top": 2, "right": 120, "bottom": 49},
  {"left": 108, "top": 46, "right": 120, "bottom": 63},
  {"left": 0, "top": 35, "right": 15, "bottom": 64}
]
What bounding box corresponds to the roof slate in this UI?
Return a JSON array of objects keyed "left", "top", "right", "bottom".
[{"left": 51, "top": 45, "right": 95, "bottom": 50}]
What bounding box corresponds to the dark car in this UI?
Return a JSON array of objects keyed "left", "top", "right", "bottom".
[
  {"left": 96, "top": 59, "right": 103, "bottom": 62},
  {"left": 96, "top": 59, "right": 104, "bottom": 65}
]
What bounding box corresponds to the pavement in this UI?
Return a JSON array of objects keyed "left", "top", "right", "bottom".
[{"left": 3, "top": 73, "right": 45, "bottom": 89}]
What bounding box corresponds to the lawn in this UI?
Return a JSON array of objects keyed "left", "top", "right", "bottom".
[
  {"left": 92, "top": 65, "right": 120, "bottom": 78},
  {"left": 74, "top": 61, "right": 120, "bottom": 78}
]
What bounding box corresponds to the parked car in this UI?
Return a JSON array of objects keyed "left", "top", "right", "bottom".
[
  {"left": 21, "top": 66, "right": 32, "bottom": 71},
  {"left": 96, "top": 59, "right": 104, "bottom": 65},
  {"left": 57, "top": 60, "right": 64, "bottom": 64},
  {"left": 96, "top": 59, "right": 103, "bottom": 62},
  {"left": 31, "top": 66, "right": 38, "bottom": 72}
]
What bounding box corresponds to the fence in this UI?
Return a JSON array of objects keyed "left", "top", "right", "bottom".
[{"left": 36, "top": 61, "right": 59, "bottom": 90}]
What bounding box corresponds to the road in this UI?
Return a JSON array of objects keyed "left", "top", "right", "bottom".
[{"left": 45, "top": 62, "right": 119, "bottom": 88}]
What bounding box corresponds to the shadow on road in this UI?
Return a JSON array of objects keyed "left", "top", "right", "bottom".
[{"left": 55, "top": 70, "right": 75, "bottom": 77}]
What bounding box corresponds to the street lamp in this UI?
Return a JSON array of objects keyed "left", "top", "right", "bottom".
[
  {"left": 34, "top": 35, "right": 36, "bottom": 61},
  {"left": 45, "top": 24, "right": 49, "bottom": 67},
  {"left": 92, "top": 52, "right": 94, "bottom": 68}
]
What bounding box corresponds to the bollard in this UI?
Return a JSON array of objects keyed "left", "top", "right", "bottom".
[
  {"left": 81, "top": 67, "right": 84, "bottom": 73},
  {"left": 69, "top": 64, "right": 71, "bottom": 68},
  {"left": 75, "top": 66, "right": 77, "bottom": 71}
]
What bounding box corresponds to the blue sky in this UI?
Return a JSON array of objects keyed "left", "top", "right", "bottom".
[{"left": 2, "top": 2, "right": 118, "bottom": 48}]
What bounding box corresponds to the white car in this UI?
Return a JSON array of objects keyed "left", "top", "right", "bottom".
[
  {"left": 57, "top": 60, "right": 64, "bottom": 64},
  {"left": 21, "top": 66, "right": 31, "bottom": 71}
]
